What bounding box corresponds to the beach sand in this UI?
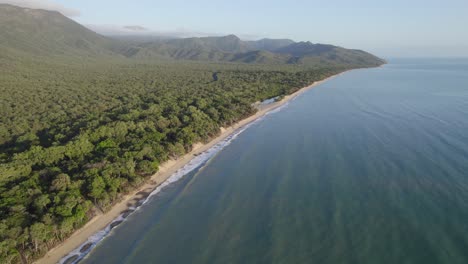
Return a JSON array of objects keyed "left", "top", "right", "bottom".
[{"left": 35, "top": 71, "right": 346, "bottom": 264}]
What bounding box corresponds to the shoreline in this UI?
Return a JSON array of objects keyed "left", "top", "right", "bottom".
[{"left": 35, "top": 70, "right": 348, "bottom": 264}]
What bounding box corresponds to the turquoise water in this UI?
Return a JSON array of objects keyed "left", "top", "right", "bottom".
[{"left": 82, "top": 59, "right": 468, "bottom": 264}]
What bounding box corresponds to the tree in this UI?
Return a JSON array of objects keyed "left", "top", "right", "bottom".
[
  {"left": 33, "top": 194, "right": 51, "bottom": 214},
  {"left": 53, "top": 192, "right": 81, "bottom": 217},
  {"left": 50, "top": 173, "right": 70, "bottom": 192},
  {"left": 88, "top": 176, "right": 105, "bottom": 203},
  {"left": 29, "top": 223, "right": 50, "bottom": 252},
  {"left": 136, "top": 160, "right": 159, "bottom": 176}
]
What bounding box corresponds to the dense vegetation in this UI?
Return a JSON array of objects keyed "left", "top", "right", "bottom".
[
  {"left": 0, "top": 58, "right": 351, "bottom": 264},
  {"left": 0, "top": 4, "right": 384, "bottom": 263}
]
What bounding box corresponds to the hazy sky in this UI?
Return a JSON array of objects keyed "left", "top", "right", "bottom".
[{"left": 5, "top": 0, "right": 468, "bottom": 58}]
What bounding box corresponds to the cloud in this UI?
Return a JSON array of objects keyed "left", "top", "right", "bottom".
[
  {"left": 0, "top": 0, "right": 81, "bottom": 16},
  {"left": 87, "top": 24, "right": 263, "bottom": 41},
  {"left": 87, "top": 24, "right": 219, "bottom": 38},
  {"left": 123, "top": 25, "right": 148, "bottom": 32}
]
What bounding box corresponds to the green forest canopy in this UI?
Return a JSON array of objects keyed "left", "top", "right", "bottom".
[{"left": 0, "top": 4, "right": 385, "bottom": 263}]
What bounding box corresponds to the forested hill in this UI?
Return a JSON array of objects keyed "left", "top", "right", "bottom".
[
  {"left": 0, "top": 4, "right": 120, "bottom": 59},
  {"left": 0, "top": 4, "right": 384, "bottom": 264},
  {"left": 0, "top": 4, "right": 384, "bottom": 66},
  {"left": 129, "top": 36, "right": 384, "bottom": 66}
]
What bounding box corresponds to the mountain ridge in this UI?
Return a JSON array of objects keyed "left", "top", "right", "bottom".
[{"left": 0, "top": 3, "right": 385, "bottom": 66}]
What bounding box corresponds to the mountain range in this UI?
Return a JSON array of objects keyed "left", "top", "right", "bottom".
[{"left": 0, "top": 4, "right": 384, "bottom": 66}]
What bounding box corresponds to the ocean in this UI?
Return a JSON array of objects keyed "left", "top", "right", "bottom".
[{"left": 78, "top": 58, "right": 468, "bottom": 264}]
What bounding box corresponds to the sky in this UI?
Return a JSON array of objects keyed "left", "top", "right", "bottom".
[{"left": 3, "top": 0, "right": 468, "bottom": 58}]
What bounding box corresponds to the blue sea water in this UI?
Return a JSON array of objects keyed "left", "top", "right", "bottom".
[{"left": 80, "top": 59, "right": 468, "bottom": 264}]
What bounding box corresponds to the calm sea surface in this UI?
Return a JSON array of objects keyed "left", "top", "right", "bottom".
[{"left": 82, "top": 59, "right": 468, "bottom": 264}]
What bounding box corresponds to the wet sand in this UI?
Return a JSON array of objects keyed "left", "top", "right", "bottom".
[{"left": 35, "top": 71, "right": 347, "bottom": 264}]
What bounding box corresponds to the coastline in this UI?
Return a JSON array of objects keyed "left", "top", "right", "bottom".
[{"left": 35, "top": 70, "right": 348, "bottom": 264}]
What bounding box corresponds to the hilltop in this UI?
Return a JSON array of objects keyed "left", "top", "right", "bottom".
[{"left": 0, "top": 4, "right": 384, "bottom": 66}]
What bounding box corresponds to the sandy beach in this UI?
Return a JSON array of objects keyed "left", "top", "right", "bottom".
[{"left": 35, "top": 71, "right": 346, "bottom": 264}]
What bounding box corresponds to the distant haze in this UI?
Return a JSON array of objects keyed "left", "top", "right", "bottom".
[
  {"left": 2, "top": 0, "right": 468, "bottom": 58},
  {"left": 0, "top": 0, "right": 80, "bottom": 16}
]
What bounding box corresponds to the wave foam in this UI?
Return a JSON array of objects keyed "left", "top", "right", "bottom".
[{"left": 59, "top": 104, "right": 288, "bottom": 264}]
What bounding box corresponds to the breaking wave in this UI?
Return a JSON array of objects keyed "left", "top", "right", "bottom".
[{"left": 59, "top": 102, "right": 290, "bottom": 264}]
